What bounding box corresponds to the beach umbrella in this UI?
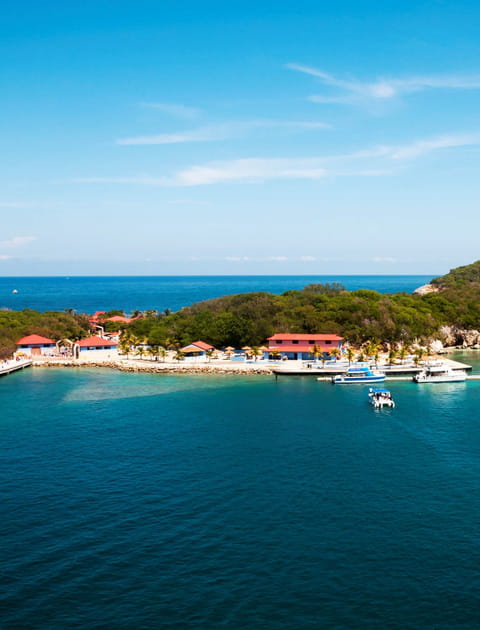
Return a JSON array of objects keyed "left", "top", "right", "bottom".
[{"left": 241, "top": 346, "right": 251, "bottom": 351}]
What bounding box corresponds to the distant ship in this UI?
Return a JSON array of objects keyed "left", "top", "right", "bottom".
[{"left": 12, "top": 289, "right": 18, "bottom": 294}]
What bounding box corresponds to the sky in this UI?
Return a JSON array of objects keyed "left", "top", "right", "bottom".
[{"left": 1, "top": 0, "right": 480, "bottom": 275}]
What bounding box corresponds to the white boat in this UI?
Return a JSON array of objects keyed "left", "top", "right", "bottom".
[
  {"left": 330, "top": 367, "right": 385, "bottom": 384},
  {"left": 413, "top": 365, "right": 467, "bottom": 383},
  {"left": 368, "top": 387, "right": 395, "bottom": 408}
]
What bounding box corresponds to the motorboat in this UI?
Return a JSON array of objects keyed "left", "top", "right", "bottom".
[
  {"left": 413, "top": 365, "right": 467, "bottom": 383},
  {"left": 330, "top": 367, "right": 385, "bottom": 384},
  {"left": 368, "top": 387, "right": 395, "bottom": 408}
]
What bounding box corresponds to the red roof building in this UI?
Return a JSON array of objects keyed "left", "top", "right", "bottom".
[
  {"left": 180, "top": 340, "right": 215, "bottom": 356},
  {"left": 77, "top": 336, "right": 117, "bottom": 348},
  {"left": 266, "top": 333, "right": 344, "bottom": 360},
  {"left": 16, "top": 334, "right": 56, "bottom": 356},
  {"left": 16, "top": 334, "right": 55, "bottom": 346},
  {"left": 105, "top": 315, "right": 133, "bottom": 323}
]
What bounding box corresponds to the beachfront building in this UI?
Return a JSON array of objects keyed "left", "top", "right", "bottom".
[
  {"left": 265, "top": 333, "right": 344, "bottom": 361},
  {"left": 16, "top": 334, "right": 56, "bottom": 357},
  {"left": 180, "top": 340, "right": 215, "bottom": 360},
  {"left": 73, "top": 336, "right": 118, "bottom": 359}
]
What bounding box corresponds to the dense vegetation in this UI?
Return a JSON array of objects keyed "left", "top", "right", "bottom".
[
  {"left": 0, "top": 310, "right": 90, "bottom": 359},
  {"left": 2, "top": 260, "right": 480, "bottom": 357},
  {"left": 431, "top": 259, "right": 480, "bottom": 289}
]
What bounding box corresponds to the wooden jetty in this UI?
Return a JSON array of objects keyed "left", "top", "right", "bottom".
[{"left": 0, "top": 359, "right": 32, "bottom": 377}]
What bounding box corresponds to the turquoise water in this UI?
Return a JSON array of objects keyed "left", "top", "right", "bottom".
[
  {"left": 0, "top": 275, "right": 433, "bottom": 313},
  {"left": 2, "top": 367, "right": 480, "bottom": 628}
]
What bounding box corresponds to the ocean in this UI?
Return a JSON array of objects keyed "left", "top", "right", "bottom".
[
  {"left": 0, "top": 275, "right": 433, "bottom": 313},
  {"left": 2, "top": 363, "right": 480, "bottom": 629}
]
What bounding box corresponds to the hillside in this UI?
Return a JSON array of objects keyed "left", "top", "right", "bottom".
[{"left": 431, "top": 260, "right": 480, "bottom": 289}]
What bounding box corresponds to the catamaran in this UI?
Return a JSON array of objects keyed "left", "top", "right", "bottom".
[{"left": 368, "top": 387, "right": 395, "bottom": 408}]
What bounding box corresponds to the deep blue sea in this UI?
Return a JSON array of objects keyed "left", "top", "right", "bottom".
[
  {"left": 0, "top": 275, "right": 433, "bottom": 313},
  {"left": 2, "top": 359, "right": 480, "bottom": 629}
]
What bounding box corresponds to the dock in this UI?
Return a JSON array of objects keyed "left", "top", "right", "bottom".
[
  {"left": 273, "top": 357, "right": 472, "bottom": 378},
  {"left": 0, "top": 359, "right": 32, "bottom": 377}
]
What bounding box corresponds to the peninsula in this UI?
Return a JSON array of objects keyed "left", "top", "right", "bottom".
[{"left": 2, "top": 259, "right": 480, "bottom": 369}]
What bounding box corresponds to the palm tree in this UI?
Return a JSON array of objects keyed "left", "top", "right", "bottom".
[
  {"left": 388, "top": 348, "right": 397, "bottom": 366},
  {"left": 119, "top": 331, "right": 133, "bottom": 358},
  {"left": 345, "top": 347, "right": 355, "bottom": 365},
  {"left": 364, "top": 340, "right": 378, "bottom": 361},
  {"left": 250, "top": 346, "right": 261, "bottom": 361},
  {"left": 174, "top": 350, "right": 185, "bottom": 362},
  {"left": 329, "top": 348, "right": 341, "bottom": 362},
  {"left": 158, "top": 346, "right": 168, "bottom": 362},
  {"left": 398, "top": 345, "right": 409, "bottom": 364},
  {"left": 205, "top": 348, "right": 215, "bottom": 362},
  {"left": 136, "top": 346, "right": 146, "bottom": 360},
  {"left": 147, "top": 345, "right": 158, "bottom": 361},
  {"left": 414, "top": 347, "right": 426, "bottom": 366},
  {"left": 312, "top": 344, "right": 322, "bottom": 363}
]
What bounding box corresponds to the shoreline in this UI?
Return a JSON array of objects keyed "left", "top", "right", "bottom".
[
  {"left": 30, "top": 358, "right": 275, "bottom": 375},
  {"left": 26, "top": 353, "right": 473, "bottom": 377}
]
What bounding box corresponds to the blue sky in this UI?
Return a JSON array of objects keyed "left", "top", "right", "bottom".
[{"left": 1, "top": 0, "right": 480, "bottom": 275}]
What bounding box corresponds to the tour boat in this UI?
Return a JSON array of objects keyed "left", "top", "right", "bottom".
[
  {"left": 330, "top": 367, "right": 385, "bottom": 384},
  {"left": 413, "top": 365, "right": 467, "bottom": 383},
  {"left": 368, "top": 387, "right": 395, "bottom": 408}
]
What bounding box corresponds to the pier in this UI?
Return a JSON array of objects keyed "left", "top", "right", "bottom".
[
  {"left": 0, "top": 359, "right": 32, "bottom": 377},
  {"left": 273, "top": 357, "right": 472, "bottom": 377}
]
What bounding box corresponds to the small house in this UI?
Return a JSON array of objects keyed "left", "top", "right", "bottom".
[
  {"left": 180, "top": 340, "right": 215, "bottom": 359},
  {"left": 16, "top": 334, "right": 56, "bottom": 356},
  {"left": 73, "top": 336, "right": 118, "bottom": 359}
]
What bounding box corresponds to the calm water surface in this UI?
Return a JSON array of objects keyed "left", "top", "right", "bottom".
[
  {"left": 1, "top": 367, "right": 480, "bottom": 629},
  {"left": 0, "top": 275, "right": 433, "bottom": 313}
]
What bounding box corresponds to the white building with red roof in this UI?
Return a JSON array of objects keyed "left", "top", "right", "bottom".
[
  {"left": 73, "top": 336, "right": 118, "bottom": 359},
  {"left": 265, "top": 333, "right": 344, "bottom": 361},
  {"left": 180, "top": 340, "right": 215, "bottom": 359},
  {"left": 16, "top": 334, "right": 56, "bottom": 356}
]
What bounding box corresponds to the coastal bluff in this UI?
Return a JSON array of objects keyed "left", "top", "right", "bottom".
[{"left": 413, "top": 283, "right": 440, "bottom": 295}]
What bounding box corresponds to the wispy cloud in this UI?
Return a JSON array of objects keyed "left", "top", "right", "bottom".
[
  {"left": 174, "top": 158, "right": 328, "bottom": 185},
  {"left": 390, "top": 133, "right": 480, "bottom": 159},
  {"left": 116, "top": 120, "right": 332, "bottom": 146},
  {"left": 0, "top": 254, "right": 12, "bottom": 260},
  {"left": 139, "top": 102, "right": 202, "bottom": 119},
  {"left": 287, "top": 63, "right": 480, "bottom": 104},
  {"left": 372, "top": 256, "right": 397, "bottom": 263},
  {"left": 0, "top": 235, "right": 36, "bottom": 249},
  {"left": 300, "top": 256, "right": 317, "bottom": 261},
  {"left": 0, "top": 202, "right": 35, "bottom": 208},
  {"left": 167, "top": 199, "right": 211, "bottom": 206},
  {"left": 74, "top": 131, "right": 480, "bottom": 187}
]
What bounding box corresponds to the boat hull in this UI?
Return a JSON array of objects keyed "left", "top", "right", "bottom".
[
  {"left": 332, "top": 375, "right": 386, "bottom": 384},
  {"left": 414, "top": 374, "right": 466, "bottom": 383}
]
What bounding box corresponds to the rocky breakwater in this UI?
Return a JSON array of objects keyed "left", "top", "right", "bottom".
[
  {"left": 32, "top": 357, "right": 273, "bottom": 375},
  {"left": 117, "top": 360, "right": 273, "bottom": 375}
]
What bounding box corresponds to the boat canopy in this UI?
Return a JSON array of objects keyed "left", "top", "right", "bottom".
[
  {"left": 370, "top": 388, "right": 390, "bottom": 394},
  {"left": 346, "top": 367, "right": 371, "bottom": 373}
]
